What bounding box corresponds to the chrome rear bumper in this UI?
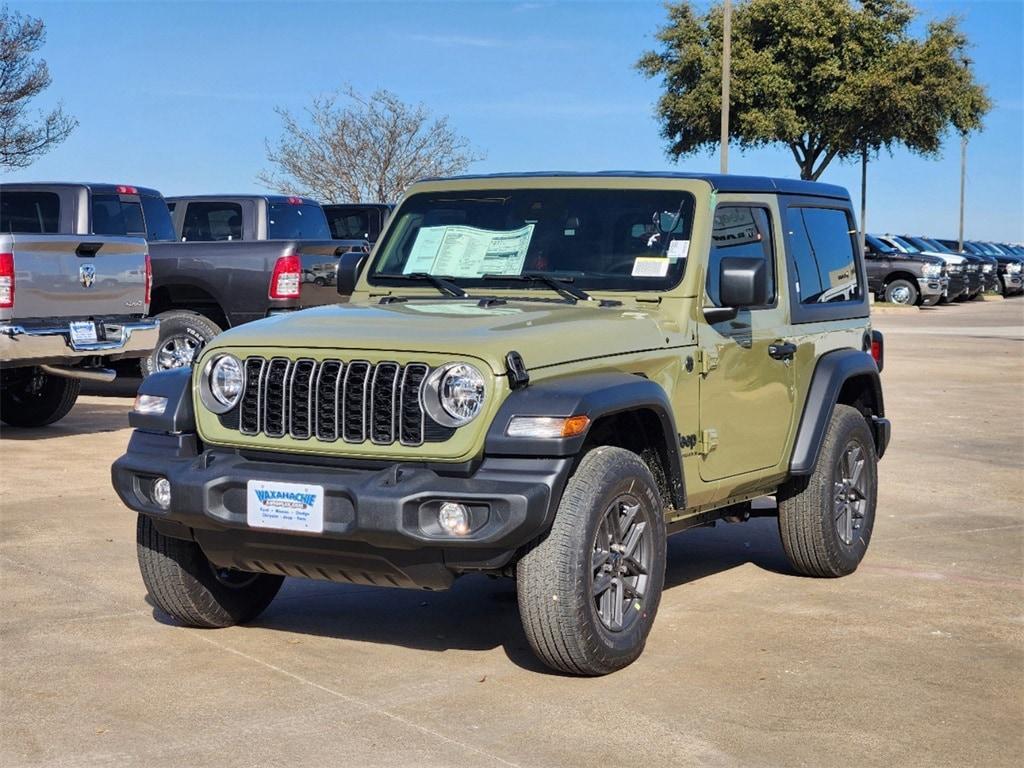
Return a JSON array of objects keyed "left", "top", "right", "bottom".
[{"left": 0, "top": 319, "right": 159, "bottom": 366}]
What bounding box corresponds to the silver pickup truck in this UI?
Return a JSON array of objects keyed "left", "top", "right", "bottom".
[
  {"left": 0, "top": 231, "right": 157, "bottom": 427},
  {"left": 0, "top": 184, "right": 363, "bottom": 377}
]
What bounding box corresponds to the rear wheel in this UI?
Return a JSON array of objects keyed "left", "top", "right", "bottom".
[
  {"left": 0, "top": 369, "right": 80, "bottom": 427},
  {"left": 136, "top": 515, "right": 283, "bottom": 628},
  {"left": 883, "top": 278, "right": 918, "bottom": 306},
  {"left": 777, "top": 404, "right": 877, "bottom": 578},
  {"left": 141, "top": 310, "right": 222, "bottom": 377},
  {"left": 516, "top": 446, "right": 666, "bottom": 675}
]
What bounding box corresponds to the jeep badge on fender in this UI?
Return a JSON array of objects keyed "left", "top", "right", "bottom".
[{"left": 112, "top": 171, "right": 890, "bottom": 676}]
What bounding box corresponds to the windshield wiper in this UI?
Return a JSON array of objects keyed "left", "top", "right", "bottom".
[
  {"left": 483, "top": 272, "right": 592, "bottom": 303},
  {"left": 382, "top": 273, "right": 468, "bottom": 298}
]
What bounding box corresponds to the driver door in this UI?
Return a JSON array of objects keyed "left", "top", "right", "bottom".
[{"left": 697, "top": 199, "right": 797, "bottom": 483}]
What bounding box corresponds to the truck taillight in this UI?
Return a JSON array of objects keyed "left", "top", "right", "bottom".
[
  {"left": 0, "top": 252, "right": 14, "bottom": 309},
  {"left": 144, "top": 253, "right": 152, "bottom": 305},
  {"left": 117, "top": 185, "right": 138, "bottom": 194},
  {"left": 287, "top": 196, "right": 303, "bottom": 205},
  {"left": 269, "top": 253, "right": 301, "bottom": 299}
]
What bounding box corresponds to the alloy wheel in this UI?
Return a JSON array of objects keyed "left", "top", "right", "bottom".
[
  {"left": 591, "top": 495, "right": 652, "bottom": 632},
  {"left": 834, "top": 441, "right": 869, "bottom": 545}
]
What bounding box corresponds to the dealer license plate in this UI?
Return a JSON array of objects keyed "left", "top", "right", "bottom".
[
  {"left": 246, "top": 480, "right": 324, "bottom": 533},
  {"left": 69, "top": 321, "right": 98, "bottom": 346}
]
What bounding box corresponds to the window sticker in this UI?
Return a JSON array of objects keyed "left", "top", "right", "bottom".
[
  {"left": 631, "top": 257, "right": 670, "bottom": 278},
  {"left": 403, "top": 224, "right": 535, "bottom": 278},
  {"left": 667, "top": 239, "right": 690, "bottom": 260}
]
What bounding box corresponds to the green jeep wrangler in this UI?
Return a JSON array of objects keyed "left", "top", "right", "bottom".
[{"left": 112, "top": 172, "right": 890, "bottom": 676}]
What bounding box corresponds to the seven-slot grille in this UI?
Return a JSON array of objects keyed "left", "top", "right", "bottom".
[{"left": 235, "top": 356, "right": 435, "bottom": 446}]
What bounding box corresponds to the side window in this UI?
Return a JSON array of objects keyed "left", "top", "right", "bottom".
[
  {"left": 787, "top": 207, "right": 861, "bottom": 304},
  {"left": 182, "top": 202, "right": 243, "bottom": 241},
  {"left": 0, "top": 191, "right": 60, "bottom": 233},
  {"left": 707, "top": 206, "right": 775, "bottom": 307},
  {"left": 140, "top": 195, "right": 176, "bottom": 241}
]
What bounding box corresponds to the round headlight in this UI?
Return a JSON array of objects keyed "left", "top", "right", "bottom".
[
  {"left": 200, "top": 354, "right": 243, "bottom": 413},
  {"left": 424, "top": 363, "right": 485, "bottom": 427}
]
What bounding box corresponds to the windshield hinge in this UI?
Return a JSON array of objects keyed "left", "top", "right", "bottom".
[
  {"left": 697, "top": 428, "right": 719, "bottom": 456},
  {"left": 695, "top": 348, "right": 719, "bottom": 375}
]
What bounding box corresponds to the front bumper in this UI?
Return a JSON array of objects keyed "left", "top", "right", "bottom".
[
  {"left": 1000, "top": 274, "right": 1023, "bottom": 294},
  {"left": 112, "top": 431, "right": 571, "bottom": 590},
  {"left": 917, "top": 277, "right": 945, "bottom": 305},
  {"left": 0, "top": 319, "right": 159, "bottom": 366}
]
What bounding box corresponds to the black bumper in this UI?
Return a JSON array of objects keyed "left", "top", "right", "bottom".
[{"left": 112, "top": 430, "right": 571, "bottom": 590}]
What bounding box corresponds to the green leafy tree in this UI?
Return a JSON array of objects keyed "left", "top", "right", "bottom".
[{"left": 638, "top": 0, "right": 990, "bottom": 181}]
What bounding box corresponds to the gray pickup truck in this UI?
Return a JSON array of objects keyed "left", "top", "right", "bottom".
[
  {"left": 0, "top": 184, "right": 360, "bottom": 376},
  {"left": 0, "top": 227, "right": 157, "bottom": 427}
]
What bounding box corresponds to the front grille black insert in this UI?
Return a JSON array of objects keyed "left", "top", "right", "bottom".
[{"left": 233, "top": 356, "right": 444, "bottom": 446}]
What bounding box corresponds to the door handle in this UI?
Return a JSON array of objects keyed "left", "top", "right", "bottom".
[{"left": 768, "top": 341, "right": 797, "bottom": 361}]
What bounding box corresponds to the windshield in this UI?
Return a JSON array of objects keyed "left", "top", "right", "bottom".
[
  {"left": 886, "top": 235, "right": 920, "bottom": 253},
  {"left": 865, "top": 234, "right": 895, "bottom": 253},
  {"left": 267, "top": 203, "right": 331, "bottom": 240},
  {"left": 368, "top": 188, "right": 696, "bottom": 293},
  {"left": 918, "top": 237, "right": 951, "bottom": 253}
]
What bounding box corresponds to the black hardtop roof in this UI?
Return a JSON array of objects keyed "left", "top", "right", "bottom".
[
  {"left": 419, "top": 171, "right": 849, "bottom": 200},
  {"left": 165, "top": 194, "right": 324, "bottom": 205},
  {"left": 0, "top": 181, "right": 164, "bottom": 197}
]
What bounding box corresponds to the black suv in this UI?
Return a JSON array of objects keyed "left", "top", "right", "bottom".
[{"left": 863, "top": 234, "right": 947, "bottom": 305}]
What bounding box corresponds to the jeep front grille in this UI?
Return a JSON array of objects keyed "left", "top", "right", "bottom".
[{"left": 235, "top": 356, "right": 442, "bottom": 446}]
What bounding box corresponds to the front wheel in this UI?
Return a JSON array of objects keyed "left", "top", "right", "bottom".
[
  {"left": 0, "top": 369, "right": 80, "bottom": 427},
  {"left": 516, "top": 446, "right": 667, "bottom": 675},
  {"left": 883, "top": 278, "right": 918, "bottom": 306},
  {"left": 777, "top": 404, "right": 877, "bottom": 577},
  {"left": 136, "top": 515, "right": 283, "bottom": 628}
]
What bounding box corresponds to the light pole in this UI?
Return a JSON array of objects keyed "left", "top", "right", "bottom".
[
  {"left": 958, "top": 135, "right": 967, "bottom": 251},
  {"left": 720, "top": 0, "right": 732, "bottom": 174}
]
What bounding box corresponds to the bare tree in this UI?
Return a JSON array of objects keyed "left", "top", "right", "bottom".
[
  {"left": 258, "top": 87, "right": 483, "bottom": 203},
  {"left": 0, "top": 6, "right": 77, "bottom": 169}
]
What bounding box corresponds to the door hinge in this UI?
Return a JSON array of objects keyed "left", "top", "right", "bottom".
[
  {"left": 695, "top": 348, "right": 719, "bottom": 375},
  {"left": 697, "top": 428, "right": 719, "bottom": 456}
]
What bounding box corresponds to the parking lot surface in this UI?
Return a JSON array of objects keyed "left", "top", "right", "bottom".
[{"left": 2, "top": 299, "right": 1022, "bottom": 768}]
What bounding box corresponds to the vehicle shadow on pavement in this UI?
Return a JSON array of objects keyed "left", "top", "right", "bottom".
[
  {"left": 150, "top": 516, "right": 792, "bottom": 674},
  {"left": 0, "top": 401, "right": 131, "bottom": 440}
]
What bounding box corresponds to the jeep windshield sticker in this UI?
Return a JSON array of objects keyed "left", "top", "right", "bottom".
[
  {"left": 631, "top": 256, "right": 671, "bottom": 278},
  {"left": 403, "top": 223, "right": 535, "bottom": 278},
  {"left": 667, "top": 239, "right": 690, "bottom": 260}
]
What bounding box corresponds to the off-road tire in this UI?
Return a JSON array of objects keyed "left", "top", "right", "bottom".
[
  {"left": 883, "top": 278, "right": 918, "bottom": 306},
  {"left": 516, "top": 446, "right": 667, "bottom": 676},
  {"left": 136, "top": 514, "right": 283, "bottom": 628},
  {"left": 0, "top": 370, "right": 80, "bottom": 427},
  {"left": 141, "top": 310, "right": 222, "bottom": 377},
  {"left": 777, "top": 404, "right": 877, "bottom": 578}
]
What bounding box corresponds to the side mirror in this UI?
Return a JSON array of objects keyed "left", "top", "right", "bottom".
[
  {"left": 705, "top": 256, "right": 769, "bottom": 323},
  {"left": 337, "top": 250, "right": 367, "bottom": 296}
]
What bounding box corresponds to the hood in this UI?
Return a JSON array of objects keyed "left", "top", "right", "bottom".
[{"left": 208, "top": 298, "right": 681, "bottom": 373}]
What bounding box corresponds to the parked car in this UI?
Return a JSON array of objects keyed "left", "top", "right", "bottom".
[
  {"left": 969, "top": 241, "right": 1024, "bottom": 296},
  {"left": 323, "top": 203, "right": 393, "bottom": 245},
  {"left": 113, "top": 171, "right": 890, "bottom": 676},
  {"left": 898, "top": 235, "right": 989, "bottom": 300},
  {"left": 0, "top": 227, "right": 157, "bottom": 427},
  {"left": 913, "top": 236, "right": 999, "bottom": 294},
  {"left": 876, "top": 234, "right": 970, "bottom": 302},
  {"left": 936, "top": 239, "right": 1022, "bottom": 297},
  {"left": 863, "top": 234, "right": 946, "bottom": 306},
  {"left": 0, "top": 185, "right": 355, "bottom": 375}
]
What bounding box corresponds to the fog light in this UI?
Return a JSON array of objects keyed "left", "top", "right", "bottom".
[
  {"left": 438, "top": 502, "right": 470, "bottom": 535},
  {"left": 152, "top": 478, "right": 171, "bottom": 509}
]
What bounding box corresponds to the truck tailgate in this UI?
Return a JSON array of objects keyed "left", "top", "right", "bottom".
[{"left": 2, "top": 234, "right": 149, "bottom": 322}]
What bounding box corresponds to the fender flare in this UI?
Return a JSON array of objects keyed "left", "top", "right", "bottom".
[
  {"left": 485, "top": 371, "right": 685, "bottom": 508},
  {"left": 128, "top": 366, "right": 195, "bottom": 434},
  {"left": 789, "top": 348, "right": 884, "bottom": 475}
]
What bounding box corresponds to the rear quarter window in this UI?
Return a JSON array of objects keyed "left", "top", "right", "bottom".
[
  {"left": 0, "top": 191, "right": 60, "bottom": 233},
  {"left": 268, "top": 203, "right": 331, "bottom": 240},
  {"left": 786, "top": 207, "right": 861, "bottom": 304}
]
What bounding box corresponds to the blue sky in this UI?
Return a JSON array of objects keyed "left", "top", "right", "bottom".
[{"left": 6, "top": 0, "right": 1023, "bottom": 241}]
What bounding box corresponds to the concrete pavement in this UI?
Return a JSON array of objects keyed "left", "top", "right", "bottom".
[{"left": 2, "top": 298, "right": 1022, "bottom": 767}]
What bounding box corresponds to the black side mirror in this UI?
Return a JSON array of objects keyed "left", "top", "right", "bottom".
[
  {"left": 705, "top": 256, "right": 769, "bottom": 323},
  {"left": 337, "top": 250, "right": 366, "bottom": 296}
]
